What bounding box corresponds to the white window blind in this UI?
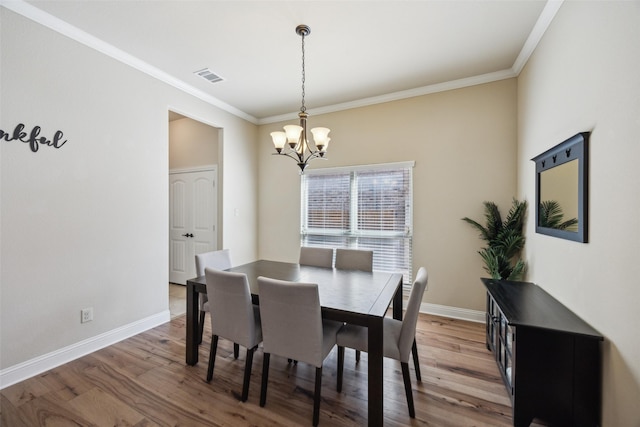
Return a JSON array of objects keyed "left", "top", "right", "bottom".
[{"left": 301, "top": 162, "right": 414, "bottom": 285}]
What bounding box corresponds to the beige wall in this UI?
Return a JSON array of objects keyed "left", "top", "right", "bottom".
[
  {"left": 0, "top": 8, "right": 258, "bottom": 372},
  {"left": 258, "top": 79, "right": 518, "bottom": 312},
  {"left": 169, "top": 117, "right": 219, "bottom": 170},
  {"left": 517, "top": 2, "right": 640, "bottom": 425}
]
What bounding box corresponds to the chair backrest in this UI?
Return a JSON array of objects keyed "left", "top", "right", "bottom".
[
  {"left": 397, "top": 267, "right": 429, "bottom": 362},
  {"left": 335, "top": 248, "right": 373, "bottom": 272},
  {"left": 299, "top": 247, "right": 334, "bottom": 268},
  {"left": 205, "top": 268, "right": 260, "bottom": 349},
  {"left": 258, "top": 276, "right": 324, "bottom": 367},
  {"left": 195, "top": 249, "right": 232, "bottom": 276}
]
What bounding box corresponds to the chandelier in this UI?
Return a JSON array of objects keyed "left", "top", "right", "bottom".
[{"left": 270, "top": 25, "right": 330, "bottom": 173}]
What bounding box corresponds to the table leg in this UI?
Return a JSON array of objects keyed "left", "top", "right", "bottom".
[
  {"left": 368, "top": 316, "right": 384, "bottom": 427},
  {"left": 186, "top": 281, "right": 199, "bottom": 365},
  {"left": 393, "top": 277, "right": 403, "bottom": 321}
]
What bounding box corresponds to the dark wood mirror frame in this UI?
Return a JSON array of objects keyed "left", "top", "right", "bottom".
[{"left": 531, "top": 132, "right": 590, "bottom": 243}]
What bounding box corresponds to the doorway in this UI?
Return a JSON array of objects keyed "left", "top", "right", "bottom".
[
  {"left": 168, "top": 111, "right": 221, "bottom": 286},
  {"left": 169, "top": 168, "right": 217, "bottom": 284}
]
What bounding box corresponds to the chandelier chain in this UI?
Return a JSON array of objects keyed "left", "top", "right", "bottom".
[
  {"left": 300, "top": 32, "right": 306, "bottom": 113},
  {"left": 270, "top": 24, "right": 330, "bottom": 173}
]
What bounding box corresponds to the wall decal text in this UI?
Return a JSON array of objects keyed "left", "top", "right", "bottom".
[{"left": 0, "top": 123, "right": 68, "bottom": 152}]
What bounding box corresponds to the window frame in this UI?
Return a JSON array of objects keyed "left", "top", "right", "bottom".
[{"left": 300, "top": 161, "right": 415, "bottom": 286}]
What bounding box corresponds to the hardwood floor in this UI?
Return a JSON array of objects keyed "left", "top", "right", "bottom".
[
  {"left": 169, "top": 283, "right": 186, "bottom": 319},
  {"left": 1, "top": 310, "right": 546, "bottom": 426}
]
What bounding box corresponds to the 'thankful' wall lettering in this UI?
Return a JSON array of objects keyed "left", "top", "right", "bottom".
[{"left": 0, "top": 123, "right": 68, "bottom": 152}]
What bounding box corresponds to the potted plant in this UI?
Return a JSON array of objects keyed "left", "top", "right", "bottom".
[{"left": 462, "top": 199, "right": 527, "bottom": 280}]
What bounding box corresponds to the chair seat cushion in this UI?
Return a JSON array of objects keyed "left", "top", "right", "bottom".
[{"left": 336, "top": 318, "right": 403, "bottom": 361}]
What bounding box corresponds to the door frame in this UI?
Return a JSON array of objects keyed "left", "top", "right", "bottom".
[
  {"left": 168, "top": 107, "right": 224, "bottom": 248},
  {"left": 167, "top": 108, "right": 225, "bottom": 282},
  {"left": 169, "top": 165, "right": 218, "bottom": 284}
]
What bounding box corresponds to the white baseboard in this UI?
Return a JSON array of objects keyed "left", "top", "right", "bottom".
[
  {"left": 1, "top": 304, "right": 482, "bottom": 389},
  {"left": 420, "top": 303, "right": 485, "bottom": 323},
  {"left": 0, "top": 310, "right": 171, "bottom": 390}
]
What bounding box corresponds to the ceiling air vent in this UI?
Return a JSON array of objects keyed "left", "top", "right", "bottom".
[{"left": 194, "top": 68, "right": 224, "bottom": 84}]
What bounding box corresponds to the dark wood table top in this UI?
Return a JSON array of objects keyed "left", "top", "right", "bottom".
[{"left": 188, "top": 259, "right": 403, "bottom": 319}]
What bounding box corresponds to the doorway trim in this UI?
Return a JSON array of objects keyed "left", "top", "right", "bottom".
[
  {"left": 169, "top": 165, "right": 218, "bottom": 284},
  {"left": 169, "top": 165, "right": 221, "bottom": 251}
]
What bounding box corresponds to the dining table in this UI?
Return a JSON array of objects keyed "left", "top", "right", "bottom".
[{"left": 185, "top": 259, "right": 404, "bottom": 427}]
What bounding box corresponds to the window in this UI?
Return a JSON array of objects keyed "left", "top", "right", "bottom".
[{"left": 301, "top": 162, "right": 414, "bottom": 285}]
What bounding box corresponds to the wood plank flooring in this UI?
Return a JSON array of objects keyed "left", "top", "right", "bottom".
[
  {"left": 169, "top": 283, "right": 187, "bottom": 319},
  {"left": 1, "top": 310, "right": 547, "bottom": 426}
]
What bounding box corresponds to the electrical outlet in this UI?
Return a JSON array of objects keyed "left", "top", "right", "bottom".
[{"left": 81, "top": 308, "right": 93, "bottom": 323}]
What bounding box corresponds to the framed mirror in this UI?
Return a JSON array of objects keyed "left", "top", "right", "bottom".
[{"left": 531, "top": 132, "right": 590, "bottom": 242}]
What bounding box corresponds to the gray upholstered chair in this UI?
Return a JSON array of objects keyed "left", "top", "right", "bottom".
[
  {"left": 257, "top": 276, "right": 343, "bottom": 426},
  {"left": 299, "top": 246, "right": 334, "bottom": 268},
  {"left": 204, "top": 267, "right": 262, "bottom": 402},
  {"left": 336, "top": 267, "right": 428, "bottom": 418},
  {"left": 334, "top": 248, "right": 373, "bottom": 272},
  {"left": 195, "top": 249, "right": 232, "bottom": 345},
  {"left": 334, "top": 248, "right": 374, "bottom": 362}
]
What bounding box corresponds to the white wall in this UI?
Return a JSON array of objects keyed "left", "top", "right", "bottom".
[
  {"left": 0, "top": 8, "right": 258, "bottom": 377},
  {"left": 517, "top": 2, "right": 640, "bottom": 425},
  {"left": 258, "top": 79, "right": 518, "bottom": 313}
]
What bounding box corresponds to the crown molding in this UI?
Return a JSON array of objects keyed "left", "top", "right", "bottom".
[
  {"left": 258, "top": 69, "right": 517, "bottom": 125},
  {"left": 1, "top": 0, "right": 259, "bottom": 125},
  {"left": 512, "top": 0, "right": 564, "bottom": 74},
  {"left": 259, "top": 0, "right": 564, "bottom": 125},
  {"left": 3, "top": 0, "right": 562, "bottom": 126}
]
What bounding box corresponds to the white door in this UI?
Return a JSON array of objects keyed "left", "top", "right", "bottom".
[{"left": 169, "top": 168, "right": 217, "bottom": 284}]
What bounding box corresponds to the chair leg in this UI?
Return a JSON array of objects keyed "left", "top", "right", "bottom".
[
  {"left": 260, "top": 353, "right": 271, "bottom": 407},
  {"left": 241, "top": 346, "right": 255, "bottom": 402},
  {"left": 412, "top": 339, "right": 421, "bottom": 382},
  {"left": 313, "top": 366, "right": 323, "bottom": 427},
  {"left": 206, "top": 335, "right": 219, "bottom": 382},
  {"left": 337, "top": 346, "right": 345, "bottom": 392},
  {"left": 234, "top": 343, "right": 239, "bottom": 359},
  {"left": 401, "top": 362, "right": 415, "bottom": 418},
  {"left": 198, "top": 310, "right": 206, "bottom": 345},
  {"left": 355, "top": 349, "right": 361, "bottom": 363}
]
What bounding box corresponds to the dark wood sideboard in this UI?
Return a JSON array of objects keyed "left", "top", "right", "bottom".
[{"left": 481, "top": 278, "right": 603, "bottom": 427}]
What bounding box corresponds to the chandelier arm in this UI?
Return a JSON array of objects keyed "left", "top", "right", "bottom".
[
  {"left": 273, "top": 151, "right": 304, "bottom": 163},
  {"left": 305, "top": 144, "right": 320, "bottom": 162},
  {"left": 302, "top": 151, "right": 323, "bottom": 163},
  {"left": 304, "top": 143, "right": 316, "bottom": 156}
]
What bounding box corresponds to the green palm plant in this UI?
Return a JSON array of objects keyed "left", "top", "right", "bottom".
[
  {"left": 462, "top": 199, "right": 527, "bottom": 280},
  {"left": 539, "top": 200, "right": 578, "bottom": 231}
]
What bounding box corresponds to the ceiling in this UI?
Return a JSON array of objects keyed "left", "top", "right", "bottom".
[{"left": 16, "top": 1, "right": 559, "bottom": 124}]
